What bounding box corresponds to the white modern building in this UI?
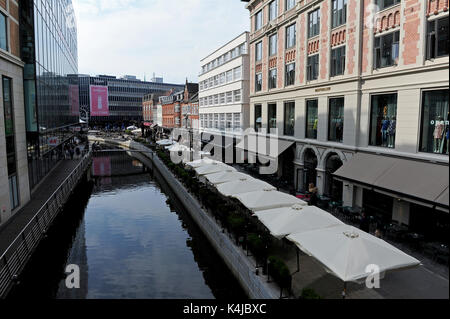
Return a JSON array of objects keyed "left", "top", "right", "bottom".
[{"left": 199, "top": 32, "right": 250, "bottom": 137}]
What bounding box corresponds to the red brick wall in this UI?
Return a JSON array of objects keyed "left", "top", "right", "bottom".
[
  {"left": 361, "top": 0, "right": 372, "bottom": 74},
  {"left": 346, "top": 0, "right": 358, "bottom": 75},
  {"left": 262, "top": 36, "right": 268, "bottom": 91},
  {"left": 298, "top": 13, "right": 306, "bottom": 84},
  {"left": 320, "top": 0, "right": 329, "bottom": 80},
  {"left": 402, "top": 0, "right": 422, "bottom": 65},
  {"left": 277, "top": 26, "right": 285, "bottom": 88}
]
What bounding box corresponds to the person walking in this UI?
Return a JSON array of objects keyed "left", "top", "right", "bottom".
[
  {"left": 309, "top": 187, "right": 318, "bottom": 206},
  {"left": 360, "top": 210, "right": 370, "bottom": 233},
  {"left": 69, "top": 145, "right": 74, "bottom": 160}
]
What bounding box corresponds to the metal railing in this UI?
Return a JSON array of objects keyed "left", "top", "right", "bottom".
[{"left": 0, "top": 152, "right": 92, "bottom": 298}]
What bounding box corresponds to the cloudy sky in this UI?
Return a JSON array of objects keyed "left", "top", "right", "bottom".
[{"left": 72, "top": 0, "right": 250, "bottom": 84}]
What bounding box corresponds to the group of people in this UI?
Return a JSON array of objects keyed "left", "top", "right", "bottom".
[
  {"left": 64, "top": 142, "right": 82, "bottom": 160},
  {"left": 306, "top": 182, "right": 383, "bottom": 238}
]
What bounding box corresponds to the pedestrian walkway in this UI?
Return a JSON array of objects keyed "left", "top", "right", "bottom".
[{"left": 0, "top": 159, "right": 82, "bottom": 257}]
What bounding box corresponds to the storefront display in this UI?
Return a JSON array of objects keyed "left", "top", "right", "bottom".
[
  {"left": 420, "top": 89, "right": 449, "bottom": 155},
  {"left": 369, "top": 93, "right": 398, "bottom": 148},
  {"left": 306, "top": 100, "right": 318, "bottom": 139},
  {"left": 329, "top": 98, "right": 344, "bottom": 142}
]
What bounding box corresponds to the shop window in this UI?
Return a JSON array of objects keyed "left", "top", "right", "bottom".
[
  {"left": 269, "top": 69, "right": 277, "bottom": 89},
  {"left": 306, "top": 99, "right": 318, "bottom": 139},
  {"left": 255, "top": 73, "right": 262, "bottom": 92},
  {"left": 427, "top": 17, "right": 449, "bottom": 60},
  {"left": 369, "top": 93, "right": 398, "bottom": 148},
  {"left": 420, "top": 89, "right": 449, "bottom": 155},
  {"left": 285, "top": 62, "right": 295, "bottom": 86},
  {"left": 3, "top": 77, "right": 19, "bottom": 209},
  {"left": 329, "top": 97, "right": 344, "bottom": 142},
  {"left": 284, "top": 101, "right": 295, "bottom": 136},
  {"left": 332, "top": 0, "right": 347, "bottom": 29},
  {"left": 307, "top": 54, "right": 319, "bottom": 81},
  {"left": 268, "top": 103, "right": 277, "bottom": 131},
  {"left": 255, "top": 104, "right": 262, "bottom": 131},
  {"left": 374, "top": 31, "right": 400, "bottom": 69},
  {"left": 331, "top": 46, "right": 346, "bottom": 76}
]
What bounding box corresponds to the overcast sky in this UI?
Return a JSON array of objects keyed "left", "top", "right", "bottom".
[{"left": 72, "top": 0, "right": 250, "bottom": 84}]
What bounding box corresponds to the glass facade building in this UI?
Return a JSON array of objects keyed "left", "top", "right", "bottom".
[{"left": 20, "top": 0, "right": 79, "bottom": 189}]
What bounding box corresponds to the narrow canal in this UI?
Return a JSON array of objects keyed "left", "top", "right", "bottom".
[{"left": 7, "top": 151, "right": 247, "bottom": 299}]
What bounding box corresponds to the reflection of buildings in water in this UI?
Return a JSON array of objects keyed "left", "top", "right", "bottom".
[
  {"left": 150, "top": 167, "right": 248, "bottom": 299},
  {"left": 92, "top": 152, "right": 151, "bottom": 193}
]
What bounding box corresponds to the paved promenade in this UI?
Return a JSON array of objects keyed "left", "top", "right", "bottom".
[{"left": 0, "top": 159, "right": 82, "bottom": 257}]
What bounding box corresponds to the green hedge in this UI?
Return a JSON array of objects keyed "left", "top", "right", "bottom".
[
  {"left": 268, "top": 256, "right": 292, "bottom": 289},
  {"left": 300, "top": 288, "right": 322, "bottom": 300}
]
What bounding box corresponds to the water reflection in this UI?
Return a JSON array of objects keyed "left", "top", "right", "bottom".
[{"left": 8, "top": 151, "right": 246, "bottom": 299}]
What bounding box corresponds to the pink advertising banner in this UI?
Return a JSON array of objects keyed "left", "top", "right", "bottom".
[
  {"left": 90, "top": 85, "right": 109, "bottom": 116},
  {"left": 69, "top": 85, "right": 80, "bottom": 116},
  {"left": 92, "top": 157, "right": 111, "bottom": 176}
]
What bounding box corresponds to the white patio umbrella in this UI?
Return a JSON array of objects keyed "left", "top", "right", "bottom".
[
  {"left": 216, "top": 179, "right": 277, "bottom": 197},
  {"left": 185, "top": 158, "right": 220, "bottom": 168},
  {"left": 156, "top": 139, "right": 174, "bottom": 146},
  {"left": 205, "top": 171, "right": 253, "bottom": 185},
  {"left": 167, "top": 144, "right": 190, "bottom": 152},
  {"left": 194, "top": 162, "right": 237, "bottom": 176},
  {"left": 234, "top": 189, "right": 308, "bottom": 212},
  {"left": 286, "top": 225, "right": 421, "bottom": 285},
  {"left": 254, "top": 205, "right": 344, "bottom": 240}
]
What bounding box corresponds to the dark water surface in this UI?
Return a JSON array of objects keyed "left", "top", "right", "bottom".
[{"left": 7, "top": 152, "right": 247, "bottom": 299}]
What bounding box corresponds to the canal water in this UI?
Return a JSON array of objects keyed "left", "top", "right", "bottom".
[{"left": 7, "top": 152, "right": 247, "bottom": 299}]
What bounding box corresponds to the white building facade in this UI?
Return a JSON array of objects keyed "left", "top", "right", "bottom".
[{"left": 199, "top": 32, "right": 251, "bottom": 137}]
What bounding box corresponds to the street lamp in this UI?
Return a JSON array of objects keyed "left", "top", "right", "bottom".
[{"left": 184, "top": 113, "right": 193, "bottom": 162}]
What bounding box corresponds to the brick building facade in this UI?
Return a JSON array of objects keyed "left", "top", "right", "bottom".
[{"left": 244, "top": 0, "right": 449, "bottom": 238}]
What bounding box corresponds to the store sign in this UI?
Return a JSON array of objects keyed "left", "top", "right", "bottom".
[
  {"left": 70, "top": 85, "right": 80, "bottom": 116},
  {"left": 315, "top": 87, "right": 331, "bottom": 92},
  {"left": 90, "top": 85, "right": 109, "bottom": 116},
  {"left": 48, "top": 137, "right": 59, "bottom": 147},
  {"left": 430, "top": 120, "right": 449, "bottom": 125}
]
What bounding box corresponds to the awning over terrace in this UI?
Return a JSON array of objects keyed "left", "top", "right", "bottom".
[
  {"left": 254, "top": 205, "right": 344, "bottom": 240},
  {"left": 287, "top": 225, "right": 421, "bottom": 283},
  {"left": 333, "top": 153, "right": 449, "bottom": 210}
]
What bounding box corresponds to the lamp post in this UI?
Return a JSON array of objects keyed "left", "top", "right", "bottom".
[{"left": 184, "top": 114, "right": 193, "bottom": 162}]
